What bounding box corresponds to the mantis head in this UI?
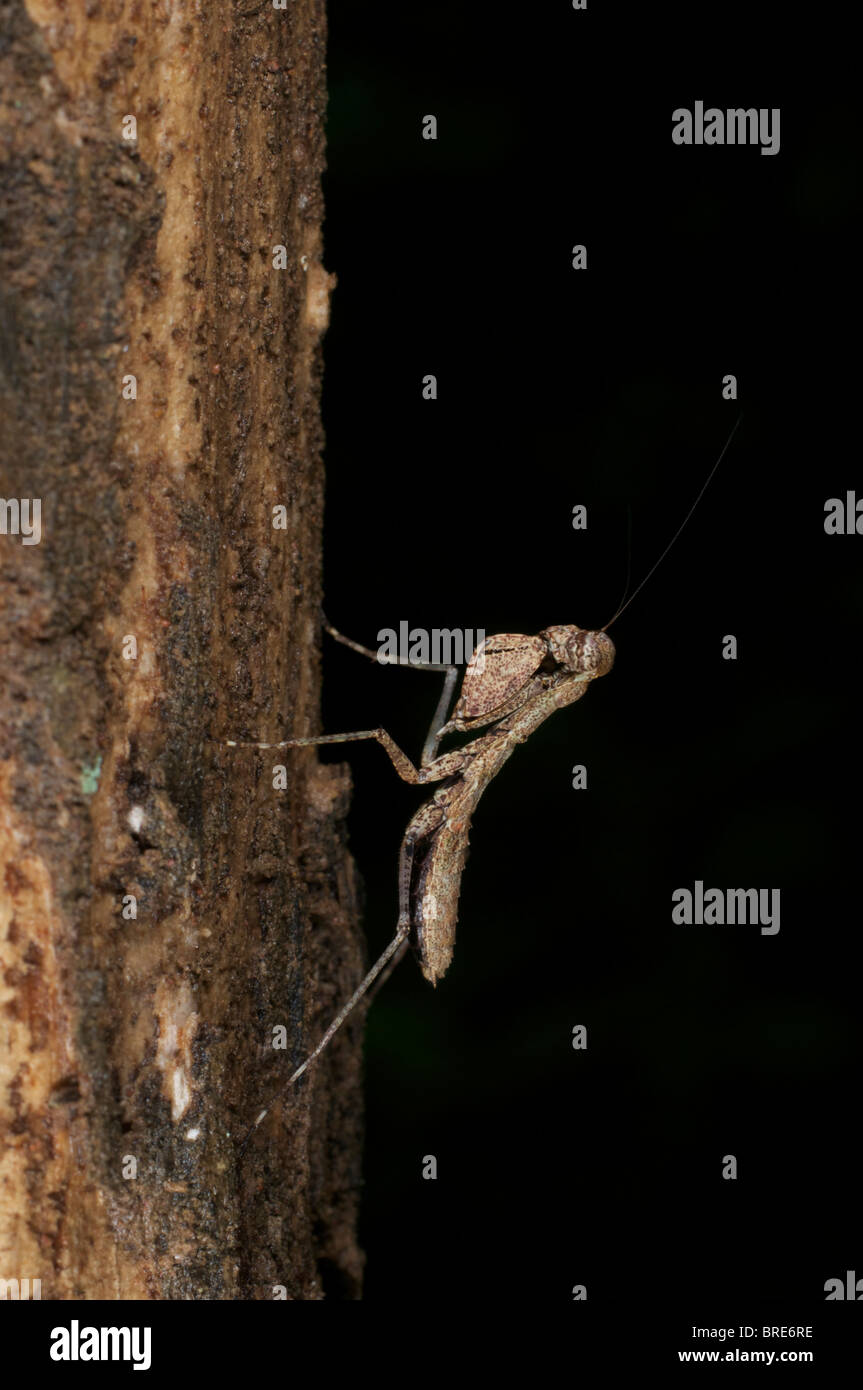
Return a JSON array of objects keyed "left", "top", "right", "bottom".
[{"left": 542, "top": 625, "right": 615, "bottom": 679}]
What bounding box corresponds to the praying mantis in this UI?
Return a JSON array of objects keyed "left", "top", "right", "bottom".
[{"left": 230, "top": 417, "right": 742, "bottom": 1143}]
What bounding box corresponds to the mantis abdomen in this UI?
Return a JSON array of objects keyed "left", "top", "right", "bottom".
[{"left": 408, "top": 671, "right": 595, "bottom": 983}]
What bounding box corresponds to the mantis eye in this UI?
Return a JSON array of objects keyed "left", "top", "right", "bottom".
[{"left": 583, "top": 630, "right": 615, "bottom": 677}]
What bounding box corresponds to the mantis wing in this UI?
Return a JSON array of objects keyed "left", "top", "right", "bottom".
[{"left": 454, "top": 633, "right": 546, "bottom": 722}]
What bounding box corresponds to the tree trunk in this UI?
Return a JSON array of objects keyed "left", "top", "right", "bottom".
[{"left": 0, "top": 0, "right": 364, "bottom": 1299}]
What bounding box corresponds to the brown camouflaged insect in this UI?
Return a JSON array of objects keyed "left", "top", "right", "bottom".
[
  {"left": 232, "top": 417, "right": 741, "bottom": 1141},
  {"left": 231, "top": 621, "right": 613, "bottom": 1143}
]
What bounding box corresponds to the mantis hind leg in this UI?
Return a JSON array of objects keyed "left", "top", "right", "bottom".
[
  {"left": 239, "top": 826, "right": 429, "bottom": 1150},
  {"left": 241, "top": 916, "right": 412, "bottom": 1151}
]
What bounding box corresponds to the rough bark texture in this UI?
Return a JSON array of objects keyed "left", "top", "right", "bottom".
[{"left": 0, "top": 0, "right": 364, "bottom": 1299}]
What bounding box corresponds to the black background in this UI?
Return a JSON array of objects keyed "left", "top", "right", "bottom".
[{"left": 318, "top": 3, "right": 861, "bottom": 1304}]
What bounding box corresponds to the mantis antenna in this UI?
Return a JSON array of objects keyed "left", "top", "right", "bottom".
[{"left": 602, "top": 413, "right": 743, "bottom": 632}]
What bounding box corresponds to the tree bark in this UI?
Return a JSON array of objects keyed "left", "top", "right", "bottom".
[{"left": 0, "top": 0, "right": 364, "bottom": 1299}]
